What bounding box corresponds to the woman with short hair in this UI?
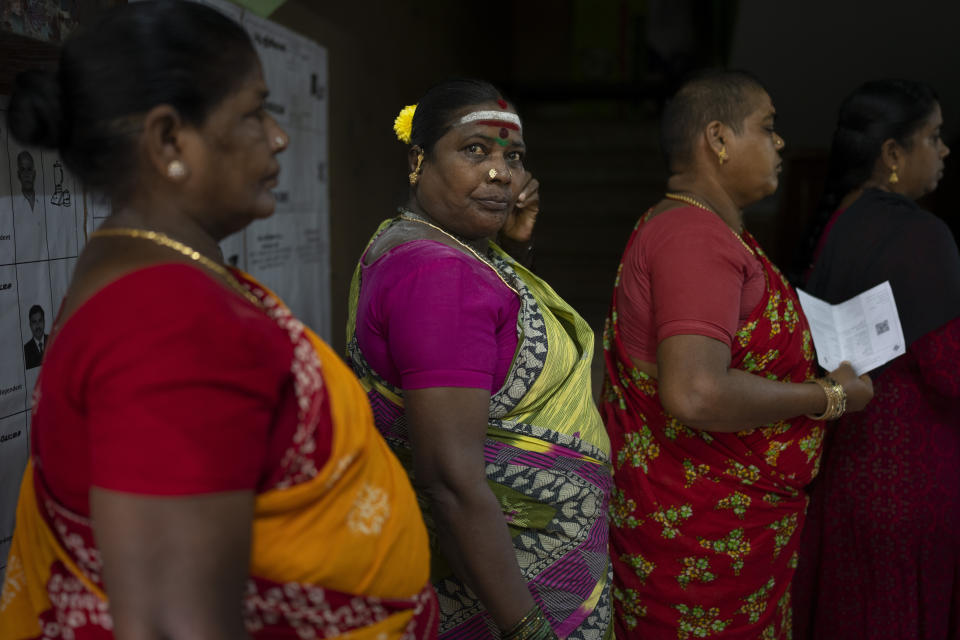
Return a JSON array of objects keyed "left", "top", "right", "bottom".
[
  {"left": 794, "top": 79, "right": 959, "bottom": 640},
  {"left": 347, "top": 78, "right": 613, "bottom": 640},
  {"left": 0, "top": 3, "right": 436, "bottom": 638},
  {"left": 599, "top": 69, "right": 873, "bottom": 639}
]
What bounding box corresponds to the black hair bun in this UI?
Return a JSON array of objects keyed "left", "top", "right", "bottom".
[{"left": 8, "top": 70, "right": 63, "bottom": 149}]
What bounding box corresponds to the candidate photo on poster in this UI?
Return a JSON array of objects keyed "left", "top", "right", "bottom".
[
  {"left": 8, "top": 142, "right": 48, "bottom": 263},
  {"left": 16, "top": 150, "right": 37, "bottom": 213},
  {"left": 16, "top": 261, "right": 53, "bottom": 397},
  {"left": 23, "top": 304, "right": 47, "bottom": 370}
]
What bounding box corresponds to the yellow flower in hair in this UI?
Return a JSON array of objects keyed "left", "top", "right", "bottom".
[{"left": 394, "top": 104, "right": 416, "bottom": 144}]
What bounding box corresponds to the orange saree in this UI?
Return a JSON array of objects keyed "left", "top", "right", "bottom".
[{"left": 0, "top": 271, "right": 437, "bottom": 640}]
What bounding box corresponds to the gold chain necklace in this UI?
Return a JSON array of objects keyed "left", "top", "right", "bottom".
[
  {"left": 88, "top": 227, "right": 262, "bottom": 307},
  {"left": 664, "top": 192, "right": 755, "bottom": 255},
  {"left": 397, "top": 210, "right": 519, "bottom": 296}
]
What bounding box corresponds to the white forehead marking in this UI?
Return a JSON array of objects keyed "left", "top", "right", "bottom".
[{"left": 456, "top": 110, "right": 522, "bottom": 130}]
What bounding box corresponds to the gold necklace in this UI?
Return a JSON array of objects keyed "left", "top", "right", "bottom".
[
  {"left": 88, "top": 227, "right": 262, "bottom": 307},
  {"left": 397, "top": 210, "right": 520, "bottom": 296},
  {"left": 663, "top": 192, "right": 754, "bottom": 255}
]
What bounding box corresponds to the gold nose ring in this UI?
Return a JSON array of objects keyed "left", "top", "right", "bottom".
[
  {"left": 275, "top": 135, "right": 287, "bottom": 148},
  {"left": 489, "top": 168, "right": 497, "bottom": 180}
]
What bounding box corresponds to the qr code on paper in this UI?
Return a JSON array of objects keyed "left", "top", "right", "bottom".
[{"left": 875, "top": 320, "right": 890, "bottom": 335}]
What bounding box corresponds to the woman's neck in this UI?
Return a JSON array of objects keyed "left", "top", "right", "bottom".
[
  {"left": 401, "top": 199, "right": 489, "bottom": 254},
  {"left": 106, "top": 202, "right": 225, "bottom": 264},
  {"left": 666, "top": 175, "right": 744, "bottom": 233},
  {"left": 838, "top": 187, "right": 866, "bottom": 211}
]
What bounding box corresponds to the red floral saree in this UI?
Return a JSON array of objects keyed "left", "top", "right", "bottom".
[{"left": 600, "top": 216, "right": 821, "bottom": 639}]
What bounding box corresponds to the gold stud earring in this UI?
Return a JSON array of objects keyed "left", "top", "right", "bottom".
[
  {"left": 489, "top": 168, "right": 497, "bottom": 180},
  {"left": 718, "top": 146, "right": 729, "bottom": 165},
  {"left": 889, "top": 165, "right": 899, "bottom": 185},
  {"left": 408, "top": 150, "right": 424, "bottom": 186},
  {"left": 167, "top": 160, "right": 187, "bottom": 180}
]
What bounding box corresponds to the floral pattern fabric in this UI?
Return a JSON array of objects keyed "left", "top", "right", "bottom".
[{"left": 600, "top": 214, "right": 821, "bottom": 639}]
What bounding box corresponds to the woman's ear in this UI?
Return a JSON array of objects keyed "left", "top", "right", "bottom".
[
  {"left": 140, "top": 104, "right": 191, "bottom": 181},
  {"left": 705, "top": 120, "right": 730, "bottom": 164},
  {"left": 878, "top": 138, "right": 902, "bottom": 171},
  {"left": 408, "top": 145, "right": 424, "bottom": 172}
]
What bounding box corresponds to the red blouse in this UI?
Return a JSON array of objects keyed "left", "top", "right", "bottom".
[
  {"left": 31, "top": 264, "right": 331, "bottom": 517},
  {"left": 616, "top": 206, "right": 765, "bottom": 361}
]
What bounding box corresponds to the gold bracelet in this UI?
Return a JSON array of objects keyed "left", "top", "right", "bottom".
[
  {"left": 808, "top": 378, "right": 838, "bottom": 420},
  {"left": 807, "top": 377, "right": 847, "bottom": 420},
  {"left": 502, "top": 605, "right": 556, "bottom": 640},
  {"left": 503, "top": 606, "right": 540, "bottom": 637}
]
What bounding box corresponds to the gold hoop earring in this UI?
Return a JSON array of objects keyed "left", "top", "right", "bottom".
[
  {"left": 409, "top": 150, "right": 424, "bottom": 186},
  {"left": 167, "top": 160, "right": 187, "bottom": 180},
  {"left": 889, "top": 165, "right": 899, "bottom": 185},
  {"left": 717, "top": 146, "right": 729, "bottom": 165}
]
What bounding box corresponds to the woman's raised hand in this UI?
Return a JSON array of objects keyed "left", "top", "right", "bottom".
[{"left": 501, "top": 170, "right": 539, "bottom": 244}]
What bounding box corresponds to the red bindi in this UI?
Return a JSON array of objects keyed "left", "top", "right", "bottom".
[{"left": 499, "top": 127, "right": 509, "bottom": 139}]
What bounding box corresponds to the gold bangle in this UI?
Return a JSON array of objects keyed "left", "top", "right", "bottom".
[
  {"left": 808, "top": 378, "right": 835, "bottom": 420},
  {"left": 503, "top": 605, "right": 540, "bottom": 638},
  {"left": 502, "top": 605, "right": 555, "bottom": 640},
  {"left": 807, "top": 377, "right": 846, "bottom": 420}
]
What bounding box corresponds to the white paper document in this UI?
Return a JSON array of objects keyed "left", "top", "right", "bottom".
[{"left": 796, "top": 281, "right": 905, "bottom": 375}]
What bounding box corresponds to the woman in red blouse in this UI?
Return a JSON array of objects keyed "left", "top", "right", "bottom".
[
  {"left": 599, "top": 70, "right": 873, "bottom": 639},
  {"left": 0, "top": 4, "right": 435, "bottom": 639}
]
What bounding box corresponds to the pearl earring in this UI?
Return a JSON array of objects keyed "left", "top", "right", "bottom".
[{"left": 167, "top": 160, "right": 187, "bottom": 180}]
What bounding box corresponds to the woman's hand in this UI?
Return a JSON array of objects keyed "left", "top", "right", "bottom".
[
  {"left": 827, "top": 361, "right": 874, "bottom": 412},
  {"left": 502, "top": 171, "right": 539, "bottom": 244},
  {"left": 405, "top": 386, "right": 537, "bottom": 631},
  {"left": 497, "top": 171, "right": 538, "bottom": 267}
]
